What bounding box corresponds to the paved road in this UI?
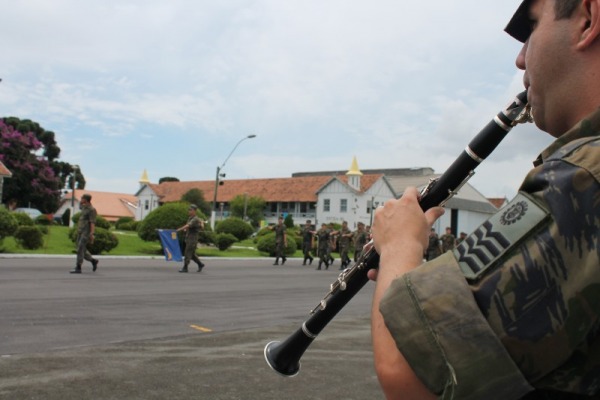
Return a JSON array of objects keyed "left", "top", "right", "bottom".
[{"left": 0, "top": 256, "right": 382, "bottom": 399}]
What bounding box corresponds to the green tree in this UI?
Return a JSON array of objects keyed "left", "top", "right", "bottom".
[
  {"left": 0, "top": 117, "right": 82, "bottom": 212},
  {"left": 229, "top": 194, "right": 265, "bottom": 226},
  {"left": 158, "top": 177, "right": 180, "bottom": 184},
  {"left": 284, "top": 214, "right": 294, "bottom": 228},
  {"left": 180, "top": 188, "right": 211, "bottom": 216}
]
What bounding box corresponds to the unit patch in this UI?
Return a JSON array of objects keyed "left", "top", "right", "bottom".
[{"left": 454, "top": 192, "right": 550, "bottom": 281}]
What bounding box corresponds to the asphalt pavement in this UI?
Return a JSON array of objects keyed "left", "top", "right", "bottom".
[{"left": 0, "top": 256, "right": 382, "bottom": 400}]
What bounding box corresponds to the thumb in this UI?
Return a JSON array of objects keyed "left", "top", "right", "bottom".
[{"left": 425, "top": 206, "right": 445, "bottom": 226}]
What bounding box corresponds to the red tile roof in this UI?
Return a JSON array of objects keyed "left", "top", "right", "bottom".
[
  {"left": 149, "top": 174, "right": 385, "bottom": 204},
  {"left": 63, "top": 190, "right": 137, "bottom": 221},
  {"left": 487, "top": 197, "right": 508, "bottom": 209},
  {"left": 0, "top": 161, "right": 12, "bottom": 177}
]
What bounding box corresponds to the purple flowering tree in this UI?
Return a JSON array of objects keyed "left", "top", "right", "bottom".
[{"left": 0, "top": 117, "right": 84, "bottom": 213}]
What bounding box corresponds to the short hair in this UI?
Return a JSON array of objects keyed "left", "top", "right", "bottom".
[
  {"left": 555, "top": 0, "right": 581, "bottom": 20},
  {"left": 81, "top": 194, "right": 92, "bottom": 202}
]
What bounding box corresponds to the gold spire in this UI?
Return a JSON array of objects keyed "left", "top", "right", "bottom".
[
  {"left": 346, "top": 156, "right": 363, "bottom": 176},
  {"left": 139, "top": 169, "right": 150, "bottom": 184}
]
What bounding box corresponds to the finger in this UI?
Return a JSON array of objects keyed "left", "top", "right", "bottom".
[{"left": 367, "top": 268, "right": 378, "bottom": 281}]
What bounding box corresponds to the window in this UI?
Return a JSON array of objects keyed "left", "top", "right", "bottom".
[
  {"left": 144, "top": 200, "right": 149, "bottom": 210},
  {"left": 324, "top": 199, "right": 330, "bottom": 212},
  {"left": 340, "top": 199, "right": 347, "bottom": 213}
]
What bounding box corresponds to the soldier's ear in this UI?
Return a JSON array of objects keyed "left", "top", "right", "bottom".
[{"left": 576, "top": 0, "right": 600, "bottom": 50}]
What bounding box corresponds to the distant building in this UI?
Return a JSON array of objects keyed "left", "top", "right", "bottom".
[
  {"left": 0, "top": 160, "right": 12, "bottom": 206},
  {"left": 135, "top": 158, "right": 500, "bottom": 235},
  {"left": 487, "top": 197, "right": 509, "bottom": 210},
  {"left": 56, "top": 190, "right": 138, "bottom": 222}
]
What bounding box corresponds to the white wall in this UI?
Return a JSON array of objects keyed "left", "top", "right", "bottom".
[
  {"left": 135, "top": 186, "right": 160, "bottom": 221},
  {"left": 316, "top": 178, "right": 395, "bottom": 229}
]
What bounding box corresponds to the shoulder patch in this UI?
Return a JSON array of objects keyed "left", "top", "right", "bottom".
[{"left": 454, "top": 192, "right": 550, "bottom": 281}]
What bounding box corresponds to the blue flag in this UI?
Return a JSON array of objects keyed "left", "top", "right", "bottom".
[{"left": 158, "top": 229, "right": 183, "bottom": 262}]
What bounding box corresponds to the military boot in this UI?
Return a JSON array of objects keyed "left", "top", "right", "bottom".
[{"left": 70, "top": 265, "right": 82, "bottom": 274}]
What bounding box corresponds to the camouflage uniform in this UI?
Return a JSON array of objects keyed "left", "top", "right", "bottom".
[
  {"left": 440, "top": 231, "right": 456, "bottom": 253},
  {"left": 316, "top": 226, "right": 331, "bottom": 270},
  {"left": 183, "top": 215, "right": 203, "bottom": 270},
  {"left": 426, "top": 231, "right": 442, "bottom": 261},
  {"left": 273, "top": 223, "right": 287, "bottom": 265},
  {"left": 338, "top": 225, "right": 352, "bottom": 269},
  {"left": 301, "top": 225, "right": 314, "bottom": 265},
  {"left": 353, "top": 225, "right": 368, "bottom": 262},
  {"left": 76, "top": 202, "right": 97, "bottom": 267},
  {"left": 379, "top": 110, "right": 600, "bottom": 398}
]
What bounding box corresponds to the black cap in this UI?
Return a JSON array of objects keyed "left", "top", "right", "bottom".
[{"left": 505, "top": 0, "right": 532, "bottom": 43}]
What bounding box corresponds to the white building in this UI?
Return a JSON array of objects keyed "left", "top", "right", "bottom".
[{"left": 135, "top": 158, "right": 501, "bottom": 236}]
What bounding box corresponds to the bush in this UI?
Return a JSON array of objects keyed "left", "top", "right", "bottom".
[
  {"left": 14, "top": 225, "right": 44, "bottom": 249},
  {"left": 253, "top": 225, "right": 278, "bottom": 243},
  {"left": 115, "top": 217, "right": 135, "bottom": 230},
  {"left": 89, "top": 227, "right": 118, "bottom": 254},
  {"left": 35, "top": 214, "right": 53, "bottom": 225},
  {"left": 12, "top": 212, "right": 34, "bottom": 226},
  {"left": 256, "top": 232, "right": 297, "bottom": 256},
  {"left": 69, "top": 226, "right": 119, "bottom": 254},
  {"left": 199, "top": 230, "right": 216, "bottom": 246},
  {"left": 0, "top": 208, "right": 18, "bottom": 240},
  {"left": 138, "top": 202, "right": 207, "bottom": 242},
  {"left": 72, "top": 212, "right": 111, "bottom": 229},
  {"left": 117, "top": 221, "right": 138, "bottom": 231},
  {"left": 215, "top": 233, "right": 237, "bottom": 251},
  {"left": 215, "top": 217, "right": 254, "bottom": 241}
]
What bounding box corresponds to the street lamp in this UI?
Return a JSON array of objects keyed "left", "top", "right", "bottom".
[{"left": 211, "top": 134, "right": 256, "bottom": 229}]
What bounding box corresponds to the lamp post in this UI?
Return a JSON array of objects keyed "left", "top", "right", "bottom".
[{"left": 211, "top": 134, "right": 256, "bottom": 229}]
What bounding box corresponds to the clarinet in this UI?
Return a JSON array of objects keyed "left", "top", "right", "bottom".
[{"left": 264, "top": 91, "right": 532, "bottom": 377}]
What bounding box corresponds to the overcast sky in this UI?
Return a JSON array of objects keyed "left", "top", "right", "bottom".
[{"left": 0, "top": 0, "right": 550, "bottom": 201}]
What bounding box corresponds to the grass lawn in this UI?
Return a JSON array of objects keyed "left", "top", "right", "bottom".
[{"left": 1, "top": 226, "right": 307, "bottom": 258}]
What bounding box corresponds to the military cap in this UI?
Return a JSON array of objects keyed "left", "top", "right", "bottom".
[
  {"left": 505, "top": 0, "right": 532, "bottom": 43},
  {"left": 81, "top": 194, "right": 92, "bottom": 202},
  {"left": 188, "top": 204, "right": 198, "bottom": 210}
]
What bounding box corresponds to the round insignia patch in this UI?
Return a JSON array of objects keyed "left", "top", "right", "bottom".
[{"left": 500, "top": 201, "right": 528, "bottom": 225}]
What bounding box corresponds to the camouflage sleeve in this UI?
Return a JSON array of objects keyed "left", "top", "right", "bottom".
[
  {"left": 189, "top": 217, "right": 201, "bottom": 230},
  {"left": 90, "top": 207, "right": 97, "bottom": 224},
  {"left": 379, "top": 252, "right": 533, "bottom": 399},
  {"left": 381, "top": 136, "right": 600, "bottom": 397}
]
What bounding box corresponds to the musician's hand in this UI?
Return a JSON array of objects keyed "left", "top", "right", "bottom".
[
  {"left": 367, "top": 268, "right": 378, "bottom": 281},
  {"left": 372, "top": 187, "right": 444, "bottom": 273}
]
